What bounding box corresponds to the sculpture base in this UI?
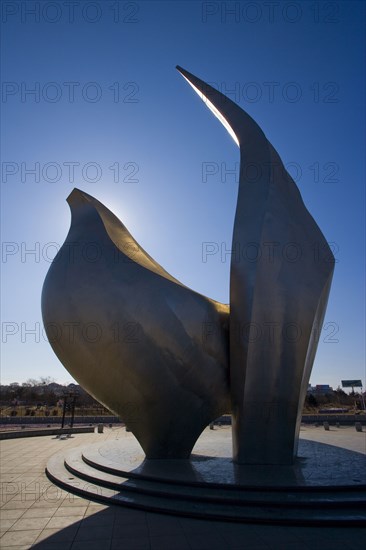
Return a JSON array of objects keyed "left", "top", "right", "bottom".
[{"left": 46, "top": 428, "right": 366, "bottom": 525}]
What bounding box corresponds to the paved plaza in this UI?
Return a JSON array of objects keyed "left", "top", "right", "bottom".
[{"left": 1, "top": 426, "right": 365, "bottom": 549}]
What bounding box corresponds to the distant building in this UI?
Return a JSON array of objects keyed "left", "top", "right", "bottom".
[{"left": 307, "top": 384, "right": 333, "bottom": 395}]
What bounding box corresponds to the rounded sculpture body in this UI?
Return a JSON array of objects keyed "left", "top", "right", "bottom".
[{"left": 42, "top": 189, "right": 230, "bottom": 458}]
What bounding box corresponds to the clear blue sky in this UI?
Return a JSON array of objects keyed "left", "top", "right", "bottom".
[{"left": 1, "top": 1, "right": 365, "bottom": 391}]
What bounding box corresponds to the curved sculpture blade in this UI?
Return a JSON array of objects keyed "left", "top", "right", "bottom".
[
  {"left": 42, "top": 189, "right": 230, "bottom": 458},
  {"left": 177, "top": 66, "right": 335, "bottom": 464}
]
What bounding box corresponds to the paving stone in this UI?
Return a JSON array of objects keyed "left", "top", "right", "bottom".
[
  {"left": 21, "top": 507, "right": 58, "bottom": 518},
  {"left": 0, "top": 518, "right": 18, "bottom": 532},
  {"left": 10, "top": 517, "right": 51, "bottom": 531},
  {"left": 54, "top": 506, "right": 87, "bottom": 517},
  {"left": 46, "top": 515, "right": 83, "bottom": 529},
  {"left": 79, "top": 513, "right": 114, "bottom": 527},
  {"left": 110, "top": 536, "right": 150, "bottom": 549},
  {"left": 75, "top": 524, "right": 113, "bottom": 540},
  {"left": 0, "top": 508, "right": 25, "bottom": 519},
  {"left": 0, "top": 426, "right": 365, "bottom": 550},
  {"left": 70, "top": 540, "right": 111, "bottom": 550},
  {"left": 1, "top": 500, "right": 34, "bottom": 510},
  {"left": 150, "top": 533, "right": 191, "bottom": 549},
  {"left": 186, "top": 532, "right": 230, "bottom": 550},
  {"left": 32, "top": 543, "right": 72, "bottom": 550},
  {"left": 34, "top": 526, "right": 79, "bottom": 543},
  {"left": 0, "top": 528, "right": 40, "bottom": 546}
]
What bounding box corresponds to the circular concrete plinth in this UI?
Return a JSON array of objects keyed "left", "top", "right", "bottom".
[
  {"left": 46, "top": 428, "right": 366, "bottom": 525},
  {"left": 82, "top": 433, "right": 366, "bottom": 489}
]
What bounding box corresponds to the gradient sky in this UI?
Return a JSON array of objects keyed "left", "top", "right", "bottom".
[{"left": 1, "top": 1, "right": 365, "bottom": 391}]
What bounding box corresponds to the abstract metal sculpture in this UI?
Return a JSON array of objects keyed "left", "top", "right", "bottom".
[
  {"left": 176, "top": 67, "right": 335, "bottom": 464},
  {"left": 42, "top": 66, "right": 334, "bottom": 465},
  {"left": 41, "top": 189, "right": 230, "bottom": 459}
]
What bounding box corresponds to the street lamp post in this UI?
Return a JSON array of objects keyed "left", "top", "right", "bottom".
[{"left": 60, "top": 390, "right": 78, "bottom": 430}]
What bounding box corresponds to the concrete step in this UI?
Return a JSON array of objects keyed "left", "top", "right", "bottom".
[
  {"left": 46, "top": 447, "right": 366, "bottom": 526},
  {"left": 81, "top": 438, "right": 366, "bottom": 492},
  {"left": 61, "top": 447, "right": 366, "bottom": 509}
]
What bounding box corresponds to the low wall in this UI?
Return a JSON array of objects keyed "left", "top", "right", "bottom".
[
  {"left": 1, "top": 414, "right": 365, "bottom": 429},
  {"left": 215, "top": 414, "right": 366, "bottom": 426},
  {"left": 0, "top": 426, "right": 96, "bottom": 440},
  {"left": 301, "top": 414, "right": 366, "bottom": 425},
  {"left": 0, "top": 415, "right": 120, "bottom": 425}
]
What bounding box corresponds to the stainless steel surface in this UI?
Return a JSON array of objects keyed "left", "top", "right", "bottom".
[
  {"left": 43, "top": 66, "right": 334, "bottom": 465},
  {"left": 177, "top": 66, "right": 335, "bottom": 464},
  {"left": 42, "top": 189, "right": 230, "bottom": 458}
]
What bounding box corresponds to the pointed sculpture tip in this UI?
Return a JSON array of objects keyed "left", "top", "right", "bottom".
[
  {"left": 176, "top": 65, "right": 189, "bottom": 78},
  {"left": 66, "top": 187, "right": 93, "bottom": 206},
  {"left": 67, "top": 187, "right": 83, "bottom": 201}
]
